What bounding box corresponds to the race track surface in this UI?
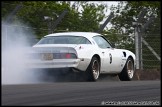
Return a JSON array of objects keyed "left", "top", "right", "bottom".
[{"left": 2, "top": 80, "right": 160, "bottom": 106}]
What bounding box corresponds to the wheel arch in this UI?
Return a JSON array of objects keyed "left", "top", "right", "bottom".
[
  {"left": 128, "top": 55, "right": 134, "bottom": 63},
  {"left": 92, "top": 54, "right": 101, "bottom": 67}
]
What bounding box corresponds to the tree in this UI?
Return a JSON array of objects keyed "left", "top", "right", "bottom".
[
  {"left": 109, "top": 1, "right": 160, "bottom": 69},
  {"left": 2, "top": 1, "right": 106, "bottom": 39}
]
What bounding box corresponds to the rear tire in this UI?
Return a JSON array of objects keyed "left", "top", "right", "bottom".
[
  {"left": 118, "top": 58, "right": 134, "bottom": 81},
  {"left": 86, "top": 57, "right": 100, "bottom": 81}
]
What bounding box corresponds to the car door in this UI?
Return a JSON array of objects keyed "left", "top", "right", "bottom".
[
  {"left": 108, "top": 48, "right": 123, "bottom": 73},
  {"left": 93, "top": 36, "right": 122, "bottom": 73}
]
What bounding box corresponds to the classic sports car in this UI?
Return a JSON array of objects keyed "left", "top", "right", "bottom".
[{"left": 29, "top": 32, "right": 136, "bottom": 81}]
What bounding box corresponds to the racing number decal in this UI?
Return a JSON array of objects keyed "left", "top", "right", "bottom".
[{"left": 109, "top": 53, "right": 112, "bottom": 64}]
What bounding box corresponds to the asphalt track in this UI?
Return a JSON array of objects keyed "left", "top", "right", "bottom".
[{"left": 2, "top": 80, "right": 160, "bottom": 106}]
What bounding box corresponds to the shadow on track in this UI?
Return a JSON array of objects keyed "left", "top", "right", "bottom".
[{"left": 37, "top": 69, "right": 119, "bottom": 82}]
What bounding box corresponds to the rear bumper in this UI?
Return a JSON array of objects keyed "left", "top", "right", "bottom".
[{"left": 26, "top": 59, "right": 80, "bottom": 69}]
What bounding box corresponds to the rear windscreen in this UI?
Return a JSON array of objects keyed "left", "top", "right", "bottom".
[{"left": 37, "top": 36, "right": 91, "bottom": 44}]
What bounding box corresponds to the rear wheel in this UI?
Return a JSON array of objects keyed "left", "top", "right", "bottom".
[
  {"left": 86, "top": 57, "right": 100, "bottom": 81},
  {"left": 118, "top": 58, "right": 134, "bottom": 81}
]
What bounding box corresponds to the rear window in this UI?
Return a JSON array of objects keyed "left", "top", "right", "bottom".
[{"left": 37, "top": 36, "right": 91, "bottom": 44}]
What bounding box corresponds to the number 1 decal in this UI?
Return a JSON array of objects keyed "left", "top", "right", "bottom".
[{"left": 109, "top": 53, "right": 112, "bottom": 64}]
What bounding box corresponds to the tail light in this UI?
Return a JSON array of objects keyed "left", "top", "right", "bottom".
[
  {"left": 30, "top": 53, "right": 77, "bottom": 60},
  {"left": 54, "top": 53, "right": 77, "bottom": 59},
  {"left": 64, "top": 53, "right": 77, "bottom": 59},
  {"left": 65, "top": 53, "right": 71, "bottom": 59}
]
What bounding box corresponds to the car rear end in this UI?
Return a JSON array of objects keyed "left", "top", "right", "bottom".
[
  {"left": 26, "top": 34, "right": 95, "bottom": 73},
  {"left": 26, "top": 45, "right": 80, "bottom": 69}
]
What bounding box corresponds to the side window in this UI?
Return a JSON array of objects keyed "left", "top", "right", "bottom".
[
  {"left": 93, "top": 36, "right": 111, "bottom": 49},
  {"left": 79, "top": 37, "right": 91, "bottom": 44}
]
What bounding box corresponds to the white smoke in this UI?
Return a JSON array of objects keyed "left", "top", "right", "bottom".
[{"left": 1, "top": 20, "right": 44, "bottom": 84}]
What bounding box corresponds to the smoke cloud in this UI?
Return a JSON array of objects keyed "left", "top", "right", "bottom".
[{"left": 1, "top": 20, "right": 45, "bottom": 84}]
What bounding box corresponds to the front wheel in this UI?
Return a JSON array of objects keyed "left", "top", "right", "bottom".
[
  {"left": 86, "top": 57, "right": 100, "bottom": 81},
  {"left": 118, "top": 58, "right": 134, "bottom": 81}
]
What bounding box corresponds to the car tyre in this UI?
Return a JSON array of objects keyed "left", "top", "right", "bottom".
[
  {"left": 86, "top": 57, "right": 100, "bottom": 81},
  {"left": 118, "top": 57, "right": 134, "bottom": 81}
]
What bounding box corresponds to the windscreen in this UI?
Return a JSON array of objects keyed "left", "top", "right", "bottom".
[{"left": 37, "top": 36, "right": 91, "bottom": 44}]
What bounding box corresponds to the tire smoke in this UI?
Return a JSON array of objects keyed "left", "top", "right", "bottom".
[{"left": 2, "top": 20, "right": 44, "bottom": 84}]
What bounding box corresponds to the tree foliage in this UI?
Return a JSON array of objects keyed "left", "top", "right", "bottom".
[
  {"left": 1, "top": 1, "right": 106, "bottom": 39},
  {"left": 109, "top": 1, "right": 160, "bottom": 69}
]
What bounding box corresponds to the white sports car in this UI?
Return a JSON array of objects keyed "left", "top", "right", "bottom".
[{"left": 29, "top": 32, "right": 136, "bottom": 81}]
